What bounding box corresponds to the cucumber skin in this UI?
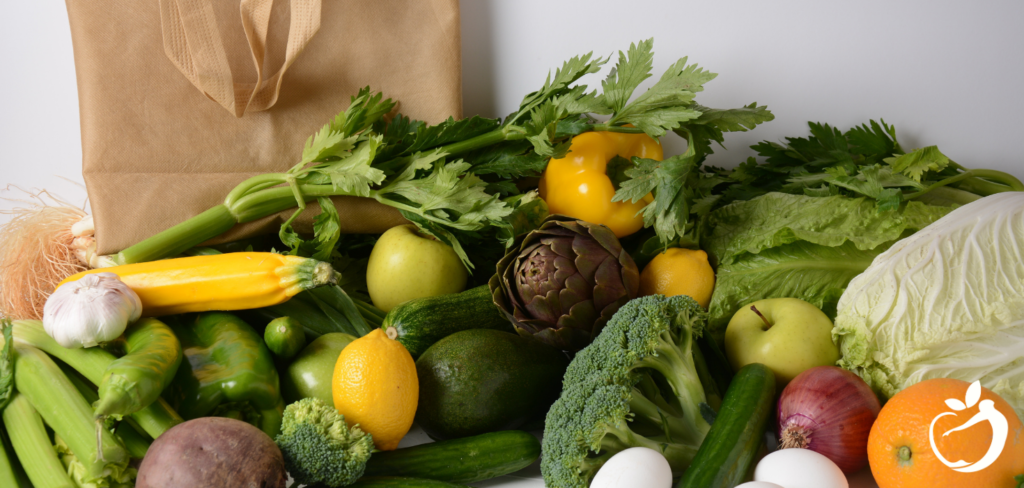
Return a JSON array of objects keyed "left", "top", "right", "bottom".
[
  {"left": 383, "top": 285, "right": 514, "bottom": 359},
  {"left": 348, "top": 477, "right": 469, "bottom": 487},
  {"left": 677, "top": 363, "right": 776, "bottom": 488},
  {"left": 362, "top": 430, "right": 540, "bottom": 484}
]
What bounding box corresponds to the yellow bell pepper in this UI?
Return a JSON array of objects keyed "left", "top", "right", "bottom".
[{"left": 539, "top": 131, "right": 663, "bottom": 237}]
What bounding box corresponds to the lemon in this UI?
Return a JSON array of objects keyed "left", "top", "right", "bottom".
[
  {"left": 332, "top": 328, "right": 418, "bottom": 450},
  {"left": 638, "top": 248, "right": 715, "bottom": 308}
]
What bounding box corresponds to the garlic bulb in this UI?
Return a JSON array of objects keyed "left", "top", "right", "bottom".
[{"left": 42, "top": 272, "right": 143, "bottom": 348}]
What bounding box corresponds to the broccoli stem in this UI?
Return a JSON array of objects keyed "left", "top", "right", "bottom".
[
  {"left": 600, "top": 425, "right": 700, "bottom": 474},
  {"left": 631, "top": 331, "right": 710, "bottom": 445},
  {"left": 628, "top": 389, "right": 693, "bottom": 439}
]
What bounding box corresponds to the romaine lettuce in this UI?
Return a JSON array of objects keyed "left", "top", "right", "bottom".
[
  {"left": 834, "top": 192, "right": 1024, "bottom": 418},
  {"left": 705, "top": 193, "right": 951, "bottom": 341}
]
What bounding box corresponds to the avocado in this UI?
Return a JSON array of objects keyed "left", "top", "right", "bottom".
[{"left": 415, "top": 329, "right": 570, "bottom": 440}]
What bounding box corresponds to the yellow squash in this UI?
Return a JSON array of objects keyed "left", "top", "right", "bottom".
[{"left": 57, "top": 252, "right": 334, "bottom": 316}]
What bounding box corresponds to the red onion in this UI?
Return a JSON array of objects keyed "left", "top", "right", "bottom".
[{"left": 776, "top": 365, "right": 880, "bottom": 474}]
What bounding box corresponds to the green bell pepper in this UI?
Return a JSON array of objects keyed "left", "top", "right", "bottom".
[{"left": 163, "top": 312, "right": 284, "bottom": 438}]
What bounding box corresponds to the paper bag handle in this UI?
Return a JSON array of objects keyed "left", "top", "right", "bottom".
[{"left": 158, "top": 0, "right": 321, "bottom": 117}]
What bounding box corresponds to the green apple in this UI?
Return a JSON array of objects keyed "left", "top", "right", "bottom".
[
  {"left": 281, "top": 332, "right": 356, "bottom": 404},
  {"left": 366, "top": 224, "right": 468, "bottom": 312},
  {"left": 724, "top": 298, "right": 840, "bottom": 387}
]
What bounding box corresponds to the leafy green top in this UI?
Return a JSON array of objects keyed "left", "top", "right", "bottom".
[{"left": 223, "top": 40, "right": 776, "bottom": 269}]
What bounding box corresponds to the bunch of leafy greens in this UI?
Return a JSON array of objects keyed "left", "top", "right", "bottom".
[
  {"left": 707, "top": 119, "right": 1024, "bottom": 211},
  {"left": 621, "top": 119, "right": 1024, "bottom": 262},
  {"left": 702, "top": 193, "right": 953, "bottom": 343},
  {"left": 834, "top": 192, "right": 1024, "bottom": 418},
  {"left": 615, "top": 118, "right": 1023, "bottom": 342},
  {"left": 110, "top": 39, "right": 775, "bottom": 271}
]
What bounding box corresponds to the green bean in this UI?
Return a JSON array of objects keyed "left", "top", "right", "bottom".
[
  {"left": 2, "top": 394, "right": 73, "bottom": 488},
  {"left": 95, "top": 318, "right": 182, "bottom": 419}
]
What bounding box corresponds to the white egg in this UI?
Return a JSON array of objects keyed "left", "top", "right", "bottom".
[
  {"left": 754, "top": 448, "right": 848, "bottom": 488},
  {"left": 591, "top": 447, "right": 673, "bottom": 488},
  {"left": 735, "top": 482, "right": 786, "bottom": 488}
]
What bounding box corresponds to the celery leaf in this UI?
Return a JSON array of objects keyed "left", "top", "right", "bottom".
[
  {"left": 465, "top": 141, "right": 549, "bottom": 179},
  {"left": 679, "top": 102, "right": 775, "bottom": 157},
  {"left": 601, "top": 38, "right": 656, "bottom": 113},
  {"left": 610, "top": 56, "right": 714, "bottom": 137},
  {"left": 307, "top": 136, "right": 386, "bottom": 197},
  {"left": 381, "top": 160, "right": 511, "bottom": 232},
  {"left": 848, "top": 119, "right": 901, "bottom": 159},
  {"left": 512, "top": 52, "right": 607, "bottom": 125},
  {"left": 884, "top": 145, "right": 950, "bottom": 182},
  {"left": 311, "top": 197, "right": 341, "bottom": 261}
]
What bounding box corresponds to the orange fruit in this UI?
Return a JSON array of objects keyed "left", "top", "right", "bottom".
[
  {"left": 332, "top": 328, "right": 418, "bottom": 450},
  {"left": 637, "top": 248, "right": 715, "bottom": 308},
  {"left": 868, "top": 378, "right": 1024, "bottom": 488}
]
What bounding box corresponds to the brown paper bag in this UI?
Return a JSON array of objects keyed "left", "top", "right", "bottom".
[{"left": 65, "top": 0, "right": 462, "bottom": 254}]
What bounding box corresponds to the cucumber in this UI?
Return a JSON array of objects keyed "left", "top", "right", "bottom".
[
  {"left": 349, "top": 477, "right": 469, "bottom": 487},
  {"left": 362, "top": 430, "right": 540, "bottom": 484},
  {"left": 263, "top": 316, "right": 306, "bottom": 358},
  {"left": 676, "top": 363, "right": 775, "bottom": 488},
  {"left": 383, "top": 285, "right": 513, "bottom": 358}
]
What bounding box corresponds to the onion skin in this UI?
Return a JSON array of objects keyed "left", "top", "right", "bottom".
[{"left": 777, "top": 366, "right": 880, "bottom": 474}]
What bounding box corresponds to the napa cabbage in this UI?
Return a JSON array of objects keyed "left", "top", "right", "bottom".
[{"left": 834, "top": 192, "right": 1024, "bottom": 418}]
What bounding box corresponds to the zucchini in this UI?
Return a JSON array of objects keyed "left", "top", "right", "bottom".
[
  {"left": 349, "top": 477, "right": 469, "bottom": 487},
  {"left": 362, "top": 430, "right": 540, "bottom": 484},
  {"left": 676, "top": 363, "right": 775, "bottom": 488},
  {"left": 383, "top": 285, "right": 513, "bottom": 358}
]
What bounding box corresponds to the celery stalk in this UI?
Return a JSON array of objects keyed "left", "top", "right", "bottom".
[
  {"left": 109, "top": 124, "right": 523, "bottom": 266},
  {"left": 0, "top": 425, "right": 22, "bottom": 488},
  {"left": 9, "top": 320, "right": 182, "bottom": 438},
  {"left": 62, "top": 365, "right": 151, "bottom": 460},
  {"left": 13, "top": 344, "right": 129, "bottom": 481},
  {"left": 2, "top": 394, "right": 75, "bottom": 488}
]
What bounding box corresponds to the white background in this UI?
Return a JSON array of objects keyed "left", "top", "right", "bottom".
[
  {"left": 2, "top": 1, "right": 1023, "bottom": 220},
  {"left": 1, "top": 2, "right": 1021, "bottom": 486}
]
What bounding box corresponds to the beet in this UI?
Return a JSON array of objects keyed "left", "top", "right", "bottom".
[{"left": 136, "top": 417, "right": 286, "bottom": 488}]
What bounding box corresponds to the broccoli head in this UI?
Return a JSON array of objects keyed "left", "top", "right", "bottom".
[
  {"left": 275, "top": 397, "right": 375, "bottom": 488},
  {"left": 541, "top": 294, "right": 714, "bottom": 488}
]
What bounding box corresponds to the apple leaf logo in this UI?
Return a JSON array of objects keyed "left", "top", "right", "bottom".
[
  {"left": 945, "top": 381, "right": 982, "bottom": 411},
  {"left": 930, "top": 381, "right": 1009, "bottom": 473}
]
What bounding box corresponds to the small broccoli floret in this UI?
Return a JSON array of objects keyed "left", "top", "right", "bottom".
[
  {"left": 275, "top": 397, "right": 375, "bottom": 488},
  {"left": 541, "top": 294, "right": 713, "bottom": 488}
]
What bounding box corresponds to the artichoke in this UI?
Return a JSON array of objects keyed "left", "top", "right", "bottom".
[{"left": 489, "top": 215, "right": 640, "bottom": 351}]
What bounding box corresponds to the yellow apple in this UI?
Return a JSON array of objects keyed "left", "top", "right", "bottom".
[
  {"left": 366, "top": 224, "right": 468, "bottom": 312},
  {"left": 724, "top": 298, "right": 840, "bottom": 388}
]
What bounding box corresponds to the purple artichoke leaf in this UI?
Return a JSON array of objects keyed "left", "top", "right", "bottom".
[
  {"left": 530, "top": 325, "right": 592, "bottom": 351},
  {"left": 555, "top": 276, "right": 591, "bottom": 312},
  {"left": 557, "top": 299, "right": 599, "bottom": 333},
  {"left": 524, "top": 290, "right": 561, "bottom": 324},
  {"left": 586, "top": 222, "right": 626, "bottom": 254},
  {"left": 570, "top": 236, "right": 609, "bottom": 280}
]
